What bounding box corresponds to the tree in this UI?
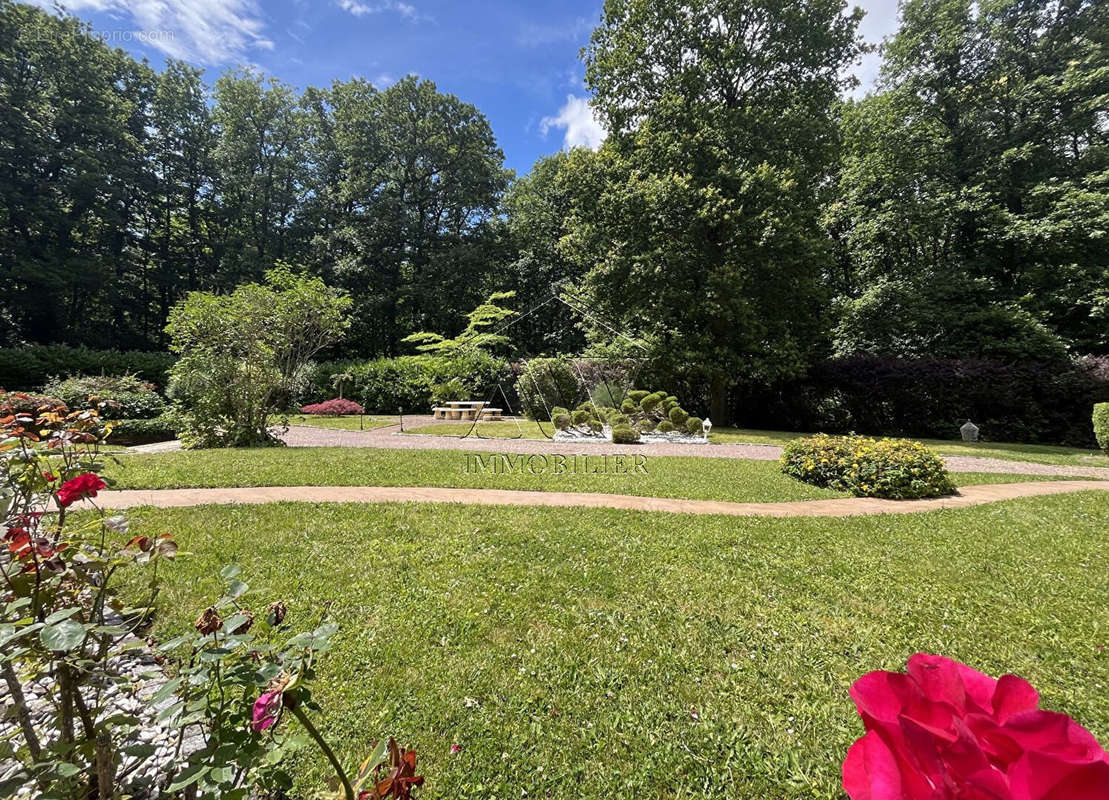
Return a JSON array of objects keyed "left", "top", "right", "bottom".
[
  {"left": 165, "top": 268, "right": 351, "bottom": 448},
  {"left": 831, "top": 0, "right": 1109, "bottom": 354},
  {"left": 574, "top": 0, "right": 863, "bottom": 422}
]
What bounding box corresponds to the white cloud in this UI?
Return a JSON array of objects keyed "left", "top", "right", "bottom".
[
  {"left": 516, "top": 16, "right": 593, "bottom": 48},
  {"left": 336, "top": 0, "right": 428, "bottom": 22},
  {"left": 540, "top": 95, "right": 606, "bottom": 150},
  {"left": 31, "top": 0, "right": 274, "bottom": 64}
]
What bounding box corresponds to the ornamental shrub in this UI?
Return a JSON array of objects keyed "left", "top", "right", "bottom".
[
  {"left": 553, "top": 413, "right": 572, "bottom": 430},
  {"left": 627, "top": 390, "right": 650, "bottom": 404},
  {"left": 515, "top": 358, "right": 585, "bottom": 419},
  {"left": 106, "top": 415, "right": 177, "bottom": 445},
  {"left": 656, "top": 419, "right": 675, "bottom": 433},
  {"left": 621, "top": 399, "right": 637, "bottom": 414},
  {"left": 44, "top": 374, "right": 166, "bottom": 419},
  {"left": 668, "top": 406, "right": 689, "bottom": 427},
  {"left": 780, "top": 434, "right": 955, "bottom": 499},
  {"left": 571, "top": 409, "right": 592, "bottom": 426},
  {"left": 300, "top": 398, "right": 365, "bottom": 416},
  {"left": 0, "top": 391, "right": 65, "bottom": 414},
  {"left": 1095, "top": 403, "right": 1109, "bottom": 453},
  {"left": 167, "top": 268, "right": 351, "bottom": 448},
  {"left": 686, "top": 417, "right": 703, "bottom": 436},
  {"left": 611, "top": 424, "right": 640, "bottom": 444},
  {"left": 639, "top": 392, "right": 663, "bottom": 413}
]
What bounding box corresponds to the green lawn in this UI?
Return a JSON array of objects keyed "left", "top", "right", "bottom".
[
  {"left": 282, "top": 414, "right": 398, "bottom": 431},
  {"left": 710, "top": 427, "right": 1107, "bottom": 467},
  {"left": 403, "top": 420, "right": 554, "bottom": 439},
  {"left": 118, "top": 492, "right": 1109, "bottom": 799},
  {"left": 99, "top": 447, "right": 1075, "bottom": 503}
]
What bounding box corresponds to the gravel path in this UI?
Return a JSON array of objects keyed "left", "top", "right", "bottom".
[{"left": 86, "top": 480, "right": 1109, "bottom": 518}]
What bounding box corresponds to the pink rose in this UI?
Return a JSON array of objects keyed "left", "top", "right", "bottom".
[
  {"left": 843, "top": 654, "right": 1109, "bottom": 799},
  {"left": 252, "top": 690, "right": 283, "bottom": 732}
]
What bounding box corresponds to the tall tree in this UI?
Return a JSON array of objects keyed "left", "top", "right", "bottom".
[
  {"left": 831, "top": 0, "right": 1108, "bottom": 354},
  {"left": 575, "top": 0, "right": 863, "bottom": 421}
]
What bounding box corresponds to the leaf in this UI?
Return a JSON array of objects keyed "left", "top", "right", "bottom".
[
  {"left": 167, "top": 762, "right": 206, "bottom": 792},
  {"left": 40, "top": 619, "right": 87, "bottom": 652},
  {"left": 225, "top": 580, "right": 248, "bottom": 600},
  {"left": 44, "top": 607, "right": 79, "bottom": 624},
  {"left": 220, "top": 564, "right": 242, "bottom": 581}
]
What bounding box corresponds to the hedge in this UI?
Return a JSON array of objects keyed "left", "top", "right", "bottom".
[
  {"left": 0, "top": 346, "right": 174, "bottom": 391},
  {"left": 736, "top": 356, "right": 1109, "bottom": 447},
  {"left": 302, "top": 351, "right": 508, "bottom": 414},
  {"left": 1095, "top": 403, "right": 1109, "bottom": 454}
]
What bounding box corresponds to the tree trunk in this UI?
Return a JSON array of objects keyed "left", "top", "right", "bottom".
[{"left": 709, "top": 374, "right": 729, "bottom": 426}]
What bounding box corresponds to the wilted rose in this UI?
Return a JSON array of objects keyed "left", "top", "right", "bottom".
[{"left": 194, "top": 606, "right": 222, "bottom": 635}]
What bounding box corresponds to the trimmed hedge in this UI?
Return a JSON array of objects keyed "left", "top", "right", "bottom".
[
  {"left": 1095, "top": 403, "right": 1109, "bottom": 454},
  {"left": 737, "top": 356, "right": 1109, "bottom": 447},
  {"left": 0, "top": 346, "right": 174, "bottom": 391},
  {"left": 106, "top": 415, "right": 177, "bottom": 446},
  {"left": 780, "top": 434, "right": 955, "bottom": 499},
  {"left": 302, "top": 352, "right": 507, "bottom": 414}
]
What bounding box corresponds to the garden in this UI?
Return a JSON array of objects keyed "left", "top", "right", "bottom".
[{"left": 3, "top": 0, "right": 1109, "bottom": 798}]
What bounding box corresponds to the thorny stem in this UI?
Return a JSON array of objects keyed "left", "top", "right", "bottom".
[
  {"left": 2, "top": 660, "right": 44, "bottom": 762},
  {"left": 289, "top": 703, "right": 354, "bottom": 800}
]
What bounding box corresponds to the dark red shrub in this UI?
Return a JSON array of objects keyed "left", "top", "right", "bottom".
[{"left": 300, "top": 398, "right": 364, "bottom": 416}]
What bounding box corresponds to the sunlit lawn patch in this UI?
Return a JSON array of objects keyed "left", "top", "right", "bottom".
[{"left": 118, "top": 492, "right": 1109, "bottom": 799}]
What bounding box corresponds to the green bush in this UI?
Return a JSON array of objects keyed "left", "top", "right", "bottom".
[
  {"left": 686, "top": 417, "right": 703, "bottom": 436},
  {"left": 0, "top": 391, "right": 64, "bottom": 414},
  {"left": 306, "top": 351, "right": 505, "bottom": 414},
  {"left": 638, "top": 418, "right": 656, "bottom": 432},
  {"left": 44, "top": 374, "right": 166, "bottom": 420},
  {"left": 621, "top": 399, "right": 637, "bottom": 414},
  {"left": 611, "top": 424, "right": 640, "bottom": 444},
  {"left": 571, "top": 409, "right": 591, "bottom": 426},
  {"left": 780, "top": 434, "right": 955, "bottom": 499},
  {"left": 588, "top": 419, "right": 603, "bottom": 432},
  {"left": 0, "top": 345, "right": 175, "bottom": 392},
  {"left": 106, "top": 415, "right": 177, "bottom": 446},
  {"left": 515, "top": 358, "right": 585, "bottom": 419},
  {"left": 553, "top": 413, "right": 572, "bottom": 431},
  {"left": 639, "top": 393, "right": 663, "bottom": 413},
  {"left": 668, "top": 406, "right": 690, "bottom": 427},
  {"left": 1095, "top": 403, "right": 1109, "bottom": 453},
  {"left": 656, "top": 420, "right": 675, "bottom": 433},
  {"left": 627, "top": 390, "right": 650, "bottom": 404}
]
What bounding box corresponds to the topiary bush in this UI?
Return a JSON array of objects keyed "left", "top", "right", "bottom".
[
  {"left": 44, "top": 374, "right": 166, "bottom": 420},
  {"left": 668, "top": 406, "right": 689, "bottom": 427},
  {"left": 106, "top": 415, "right": 178, "bottom": 446},
  {"left": 515, "top": 358, "right": 586, "bottom": 419},
  {"left": 656, "top": 419, "right": 675, "bottom": 433},
  {"left": 611, "top": 424, "right": 640, "bottom": 444},
  {"left": 300, "top": 398, "right": 365, "bottom": 416},
  {"left": 553, "top": 413, "right": 572, "bottom": 431},
  {"left": 1095, "top": 403, "right": 1109, "bottom": 453},
  {"left": 686, "top": 417, "right": 703, "bottom": 436},
  {"left": 780, "top": 434, "right": 955, "bottom": 499}
]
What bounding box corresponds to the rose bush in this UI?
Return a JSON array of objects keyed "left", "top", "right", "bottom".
[{"left": 843, "top": 653, "right": 1109, "bottom": 799}]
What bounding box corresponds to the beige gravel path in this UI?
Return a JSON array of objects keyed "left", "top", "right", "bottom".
[{"left": 86, "top": 480, "right": 1109, "bottom": 518}]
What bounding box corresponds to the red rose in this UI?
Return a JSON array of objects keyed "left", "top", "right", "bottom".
[
  {"left": 843, "top": 654, "right": 1109, "bottom": 800},
  {"left": 56, "top": 473, "right": 106, "bottom": 507}
]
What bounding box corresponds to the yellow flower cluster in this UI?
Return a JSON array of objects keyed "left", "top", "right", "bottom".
[{"left": 780, "top": 434, "right": 955, "bottom": 499}]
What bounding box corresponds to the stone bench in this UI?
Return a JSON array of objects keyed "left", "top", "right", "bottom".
[{"left": 432, "top": 406, "right": 504, "bottom": 421}]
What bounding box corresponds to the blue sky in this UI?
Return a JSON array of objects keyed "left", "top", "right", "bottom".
[{"left": 33, "top": 0, "right": 900, "bottom": 175}]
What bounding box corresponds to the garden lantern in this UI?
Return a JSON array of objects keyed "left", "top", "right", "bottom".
[
  {"left": 702, "top": 418, "right": 712, "bottom": 439},
  {"left": 960, "top": 420, "right": 979, "bottom": 443}
]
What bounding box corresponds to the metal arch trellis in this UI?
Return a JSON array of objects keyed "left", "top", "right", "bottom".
[{"left": 453, "top": 287, "right": 651, "bottom": 441}]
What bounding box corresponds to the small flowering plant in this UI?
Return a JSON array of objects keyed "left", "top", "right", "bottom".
[
  {"left": 843, "top": 653, "right": 1109, "bottom": 799},
  {"left": 0, "top": 394, "right": 175, "bottom": 797},
  {"left": 161, "top": 567, "right": 422, "bottom": 800}
]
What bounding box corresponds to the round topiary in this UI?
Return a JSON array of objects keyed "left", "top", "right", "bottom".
[
  {"left": 668, "top": 406, "right": 689, "bottom": 427},
  {"left": 685, "top": 417, "right": 703, "bottom": 436},
  {"left": 638, "top": 418, "right": 656, "bottom": 432},
  {"left": 551, "top": 406, "right": 569, "bottom": 419},
  {"left": 621, "top": 399, "right": 637, "bottom": 414},
  {"left": 610, "top": 413, "right": 630, "bottom": 426},
  {"left": 553, "top": 413, "right": 572, "bottom": 431},
  {"left": 611, "top": 424, "right": 640, "bottom": 444},
  {"left": 656, "top": 419, "right": 675, "bottom": 433},
  {"left": 640, "top": 393, "right": 662, "bottom": 413},
  {"left": 627, "top": 390, "right": 650, "bottom": 404},
  {"left": 571, "top": 409, "right": 591, "bottom": 426},
  {"left": 588, "top": 419, "right": 603, "bottom": 432},
  {"left": 1095, "top": 403, "right": 1109, "bottom": 454}
]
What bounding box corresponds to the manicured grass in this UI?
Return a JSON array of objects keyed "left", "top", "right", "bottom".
[
  {"left": 102, "top": 447, "right": 845, "bottom": 502},
  {"left": 98, "top": 447, "right": 1073, "bottom": 503},
  {"left": 403, "top": 420, "right": 554, "bottom": 439},
  {"left": 282, "top": 414, "right": 398, "bottom": 431},
  {"left": 118, "top": 493, "right": 1109, "bottom": 799},
  {"left": 710, "top": 427, "right": 1107, "bottom": 467}
]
